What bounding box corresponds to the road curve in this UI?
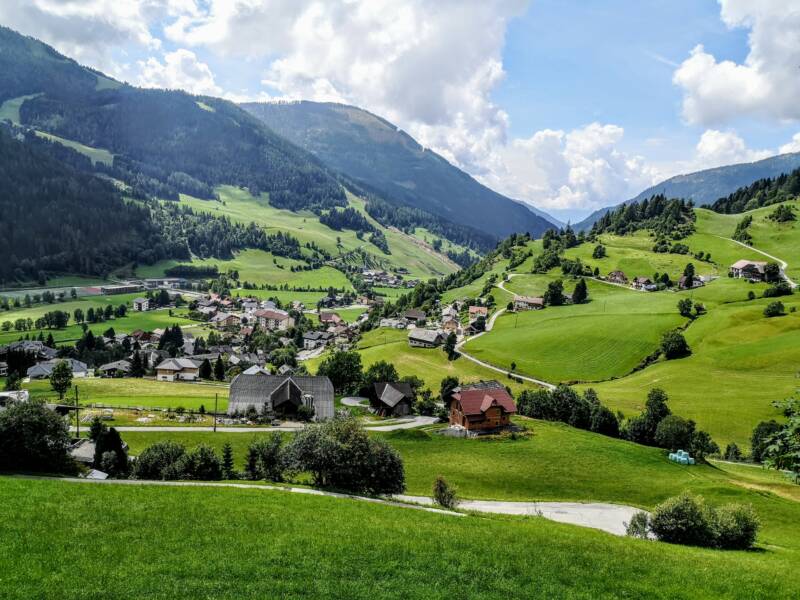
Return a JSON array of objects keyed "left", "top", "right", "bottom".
[
  {"left": 454, "top": 274, "right": 556, "bottom": 390},
  {"left": 719, "top": 235, "right": 797, "bottom": 288}
]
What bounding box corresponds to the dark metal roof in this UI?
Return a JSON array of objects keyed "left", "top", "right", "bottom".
[{"left": 228, "top": 374, "right": 334, "bottom": 419}]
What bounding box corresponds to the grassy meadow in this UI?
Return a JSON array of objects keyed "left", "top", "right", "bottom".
[
  {"left": 25, "top": 377, "right": 229, "bottom": 411},
  {"left": 2, "top": 475, "right": 798, "bottom": 599},
  {"left": 171, "top": 186, "right": 460, "bottom": 280}
]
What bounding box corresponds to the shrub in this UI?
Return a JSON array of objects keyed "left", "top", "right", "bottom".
[
  {"left": 246, "top": 435, "right": 286, "bottom": 482},
  {"left": 625, "top": 511, "right": 650, "bottom": 539},
  {"left": 660, "top": 330, "right": 691, "bottom": 359},
  {"left": 296, "top": 404, "right": 315, "bottom": 422},
  {"left": 132, "top": 441, "right": 186, "bottom": 480},
  {"left": 93, "top": 427, "right": 128, "bottom": 476},
  {"left": 286, "top": 414, "right": 405, "bottom": 494},
  {"left": 648, "top": 492, "right": 759, "bottom": 549},
  {"left": 0, "top": 401, "right": 76, "bottom": 474},
  {"left": 714, "top": 504, "right": 760, "bottom": 550},
  {"left": 763, "top": 301, "right": 785, "bottom": 317},
  {"left": 432, "top": 475, "right": 458, "bottom": 509},
  {"left": 724, "top": 442, "right": 743, "bottom": 461},
  {"left": 649, "top": 492, "right": 716, "bottom": 547},
  {"left": 180, "top": 444, "right": 223, "bottom": 480}
]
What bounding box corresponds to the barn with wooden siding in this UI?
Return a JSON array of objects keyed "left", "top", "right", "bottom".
[{"left": 228, "top": 374, "right": 335, "bottom": 420}]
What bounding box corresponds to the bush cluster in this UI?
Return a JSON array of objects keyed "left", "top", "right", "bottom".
[{"left": 628, "top": 492, "right": 759, "bottom": 550}]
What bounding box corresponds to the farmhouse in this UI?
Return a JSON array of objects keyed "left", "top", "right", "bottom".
[
  {"left": 155, "top": 358, "right": 200, "bottom": 382},
  {"left": 514, "top": 295, "right": 544, "bottom": 311},
  {"left": 632, "top": 277, "right": 657, "bottom": 291},
  {"left": 448, "top": 381, "right": 517, "bottom": 432},
  {"left": 319, "top": 312, "right": 343, "bottom": 326},
  {"left": 370, "top": 382, "right": 415, "bottom": 416},
  {"left": 253, "top": 309, "right": 294, "bottom": 331},
  {"left": 441, "top": 305, "right": 458, "bottom": 320},
  {"left": 408, "top": 329, "right": 443, "bottom": 348},
  {"left": 730, "top": 260, "right": 768, "bottom": 281},
  {"left": 97, "top": 360, "right": 131, "bottom": 377},
  {"left": 27, "top": 359, "right": 88, "bottom": 380},
  {"left": 303, "top": 331, "right": 333, "bottom": 350},
  {"left": 468, "top": 305, "right": 488, "bottom": 318},
  {"left": 379, "top": 318, "right": 406, "bottom": 329},
  {"left": 607, "top": 270, "right": 628, "bottom": 284},
  {"left": 403, "top": 309, "right": 427, "bottom": 324},
  {"left": 679, "top": 275, "right": 704, "bottom": 290},
  {"left": 442, "top": 318, "right": 460, "bottom": 335},
  {"left": 228, "top": 374, "right": 334, "bottom": 420},
  {"left": 132, "top": 297, "right": 150, "bottom": 312}
]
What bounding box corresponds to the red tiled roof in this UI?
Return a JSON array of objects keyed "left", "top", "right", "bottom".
[{"left": 452, "top": 385, "right": 516, "bottom": 416}]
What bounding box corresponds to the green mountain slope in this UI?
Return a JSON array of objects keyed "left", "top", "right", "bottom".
[{"left": 241, "top": 101, "right": 557, "bottom": 239}]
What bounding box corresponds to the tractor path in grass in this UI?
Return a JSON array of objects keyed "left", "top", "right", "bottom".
[{"left": 720, "top": 235, "right": 797, "bottom": 288}]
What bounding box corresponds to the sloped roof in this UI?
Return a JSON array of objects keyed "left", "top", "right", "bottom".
[
  {"left": 254, "top": 309, "right": 290, "bottom": 320},
  {"left": 731, "top": 259, "right": 767, "bottom": 271},
  {"left": 408, "top": 329, "right": 442, "bottom": 344},
  {"left": 99, "top": 360, "right": 131, "bottom": 372},
  {"left": 228, "top": 374, "right": 334, "bottom": 419},
  {"left": 514, "top": 295, "right": 544, "bottom": 305},
  {"left": 155, "top": 358, "right": 200, "bottom": 371},
  {"left": 374, "top": 382, "right": 414, "bottom": 408},
  {"left": 452, "top": 381, "right": 516, "bottom": 417}
]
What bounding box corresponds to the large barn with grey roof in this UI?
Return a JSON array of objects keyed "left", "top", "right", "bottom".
[{"left": 228, "top": 374, "right": 334, "bottom": 420}]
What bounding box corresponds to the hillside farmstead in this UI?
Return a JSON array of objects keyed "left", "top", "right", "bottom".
[
  {"left": 448, "top": 381, "right": 517, "bottom": 432},
  {"left": 155, "top": 358, "right": 200, "bottom": 382},
  {"left": 514, "top": 295, "right": 545, "bottom": 311},
  {"left": 370, "top": 382, "right": 415, "bottom": 417},
  {"left": 228, "top": 374, "right": 334, "bottom": 420},
  {"left": 408, "top": 329, "right": 444, "bottom": 348},
  {"left": 730, "top": 259, "right": 768, "bottom": 281}
]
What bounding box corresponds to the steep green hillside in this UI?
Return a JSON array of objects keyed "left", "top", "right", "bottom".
[
  {"left": 242, "top": 101, "right": 555, "bottom": 240},
  {"left": 140, "top": 186, "right": 461, "bottom": 281}
]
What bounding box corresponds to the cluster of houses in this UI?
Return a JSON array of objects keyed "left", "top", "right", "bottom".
[
  {"left": 606, "top": 270, "right": 706, "bottom": 291},
  {"left": 192, "top": 294, "right": 297, "bottom": 334},
  {"left": 360, "top": 269, "right": 419, "bottom": 289}
]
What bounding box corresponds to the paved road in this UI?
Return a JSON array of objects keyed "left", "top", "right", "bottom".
[
  {"left": 26, "top": 476, "right": 461, "bottom": 517},
  {"left": 24, "top": 476, "right": 640, "bottom": 535},
  {"left": 455, "top": 276, "right": 556, "bottom": 390},
  {"left": 396, "top": 495, "right": 641, "bottom": 536},
  {"left": 71, "top": 416, "right": 440, "bottom": 433},
  {"left": 720, "top": 235, "right": 797, "bottom": 288}
]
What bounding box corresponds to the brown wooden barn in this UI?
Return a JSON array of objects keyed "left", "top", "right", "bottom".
[{"left": 448, "top": 381, "right": 516, "bottom": 431}]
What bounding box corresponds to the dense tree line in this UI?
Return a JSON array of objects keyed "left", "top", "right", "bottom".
[
  {"left": 708, "top": 168, "right": 800, "bottom": 213},
  {"left": 591, "top": 195, "right": 695, "bottom": 239}
]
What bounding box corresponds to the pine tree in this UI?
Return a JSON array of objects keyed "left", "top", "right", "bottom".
[
  {"left": 572, "top": 278, "right": 588, "bottom": 304},
  {"left": 45, "top": 332, "right": 55, "bottom": 348},
  {"left": 199, "top": 359, "right": 212, "bottom": 380},
  {"left": 222, "top": 442, "right": 235, "bottom": 480},
  {"left": 214, "top": 356, "right": 225, "bottom": 381},
  {"left": 130, "top": 351, "right": 144, "bottom": 377}
]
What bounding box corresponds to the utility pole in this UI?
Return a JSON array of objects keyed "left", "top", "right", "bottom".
[
  {"left": 213, "top": 393, "right": 218, "bottom": 432},
  {"left": 74, "top": 385, "right": 79, "bottom": 438}
]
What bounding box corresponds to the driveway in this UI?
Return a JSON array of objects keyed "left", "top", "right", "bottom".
[
  {"left": 341, "top": 396, "right": 369, "bottom": 407},
  {"left": 365, "top": 416, "right": 439, "bottom": 431},
  {"left": 395, "top": 495, "right": 641, "bottom": 536}
]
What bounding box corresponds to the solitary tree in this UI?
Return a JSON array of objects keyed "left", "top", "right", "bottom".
[
  {"left": 677, "top": 298, "right": 694, "bottom": 318},
  {"left": 572, "top": 278, "right": 588, "bottom": 304},
  {"left": 443, "top": 332, "right": 458, "bottom": 360},
  {"left": 49, "top": 360, "right": 73, "bottom": 401},
  {"left": 221, "top": 442, "right": 235, "bottom": 480},
  {"left": 544, "top": 279, "right": 565, "bottom": 306}
]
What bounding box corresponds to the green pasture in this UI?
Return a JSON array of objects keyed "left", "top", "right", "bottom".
[{"left": 2, "top": 475, "right": 798, "bottom": 599}]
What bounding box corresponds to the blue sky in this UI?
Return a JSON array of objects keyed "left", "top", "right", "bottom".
[{"left": 2, "top": 0, "right": 799, "bottom": 222}]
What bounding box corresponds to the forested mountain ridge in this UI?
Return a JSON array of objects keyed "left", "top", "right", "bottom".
[
  {"left": 241, "top": 101, "right": 557, "bottom": 240},
  {"left": 708, "top": 166, "right": 800, "bottom": 214},
  {"left": 0, "top": 26, "right": 346, "bottom": 211},
  {"left": 575, "top": 152, "right": 800, "bottom": 231}
]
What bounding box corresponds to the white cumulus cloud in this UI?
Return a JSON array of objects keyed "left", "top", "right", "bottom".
[
  {"left": 138, "top": 49, "right": 221, "bottom": 95},
  {"left": 673, "top": 0, "right": 800, "bottom": 125}
]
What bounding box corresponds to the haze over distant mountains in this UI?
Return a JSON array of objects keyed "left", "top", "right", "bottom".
[
  {"left": 575, "top": 152, "right": 800, "bottom": 231},
  {"left": 242, "top": 101, "right": 560, "bottom": 238}
]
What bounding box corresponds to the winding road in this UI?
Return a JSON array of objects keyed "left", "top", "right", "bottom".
[{"left": 454, "top": 274, "right": 556, "bottom": 390}]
